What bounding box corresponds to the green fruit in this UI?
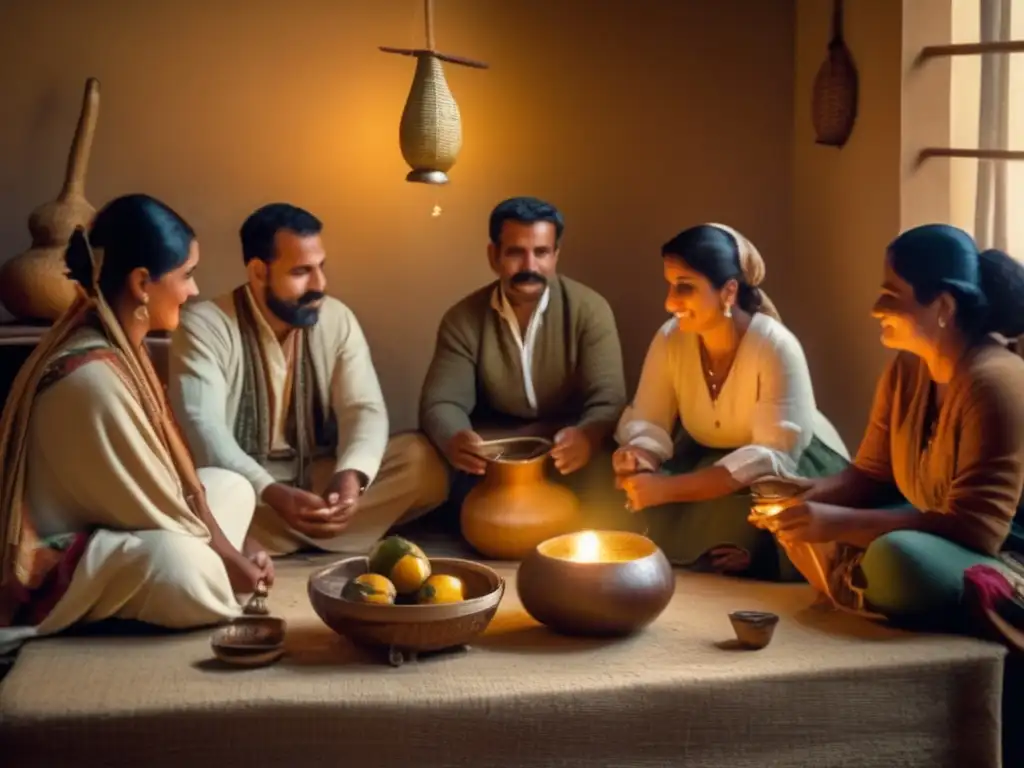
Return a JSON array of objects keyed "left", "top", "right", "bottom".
[{"left": 367, "top": 536, "right": 431, "bottom": 594}]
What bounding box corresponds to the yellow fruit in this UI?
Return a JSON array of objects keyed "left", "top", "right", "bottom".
[
  {"left": 367, "top": 535, "right": 431, "bottom": 594},
  {"left": 341, "top": 573, "right": 397, "bottom": 605},
  {"left": 416, "top": 574, "right": 466, "bottom": 605}
]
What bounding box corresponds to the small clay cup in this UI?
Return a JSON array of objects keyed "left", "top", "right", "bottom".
[
  {"left": 210, "top": 616, "right": 287, "bottom": 667},
  {"left": 728, "top": 610, "right": 779, "bottom": 650}
]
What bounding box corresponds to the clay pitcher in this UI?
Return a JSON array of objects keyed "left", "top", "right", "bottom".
[
  {"left": 460, "top": 436, "right": 584, "bottom": 561},
  {"left": 0, "top": 78, "right": 101, "bottom": 321}
]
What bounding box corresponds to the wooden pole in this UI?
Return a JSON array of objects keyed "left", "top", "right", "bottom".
[
  {"left": 424, "top": 0, "right": 435, "bottom": 50},
  {"left": 378, "top": 0, "right": 490, "bottom": 69}
]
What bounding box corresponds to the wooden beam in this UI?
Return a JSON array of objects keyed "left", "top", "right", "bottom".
[
  {"left": 379, "top": 46, "right": 489, "bottom": 69},
  {"left": 918, "top": 40, "right": 1024, "bottom": 60}
]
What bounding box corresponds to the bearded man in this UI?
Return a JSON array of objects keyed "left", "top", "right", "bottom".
[{"left": 168, "top": 203, "right": 446, "bottom": 556}]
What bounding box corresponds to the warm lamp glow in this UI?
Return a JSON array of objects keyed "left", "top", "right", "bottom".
[
  {"left": 571, "top": 530, "right": 602, "bottom": 563},
  {"left": 752, "top": 503, "right": 784, "bottom": 518}
]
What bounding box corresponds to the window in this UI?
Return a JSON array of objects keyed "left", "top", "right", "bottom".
[{"left": 923, "top": 0, "right": 1022, "bottom": 256}]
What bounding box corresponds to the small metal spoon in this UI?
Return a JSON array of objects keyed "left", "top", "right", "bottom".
[{"left": 244, "top": 580, "right": 270, "bottom": 616}]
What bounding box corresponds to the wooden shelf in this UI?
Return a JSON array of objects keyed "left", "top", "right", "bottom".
[
  {"left": 918, "top": 148, "right": 1024, "bottom": 162},
  {"left": 918, "top": 40, "right": 1024, "bottom": 59}
]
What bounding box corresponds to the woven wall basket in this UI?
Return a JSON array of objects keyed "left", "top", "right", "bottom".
[{"left": 811, "top": 0, "right": 859, "bottom": 148}]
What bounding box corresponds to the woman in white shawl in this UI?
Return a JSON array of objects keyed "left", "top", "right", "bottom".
[
  {"left": 615, "top": 223, "right": 849, "bottom": 580},
  {"left": 0, "top": 193, "right": 273, "bottom": 651}
]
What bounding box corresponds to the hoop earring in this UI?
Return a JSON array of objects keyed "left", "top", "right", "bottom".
[
  {"left": 134, "top": 304, "right": 150, "bottom": 322},
  {"left": 938, "top": 316, "right": 947, "bottom": 329},
  {"left": 723, "top": 304, "right": 733, "bottom": 319}
]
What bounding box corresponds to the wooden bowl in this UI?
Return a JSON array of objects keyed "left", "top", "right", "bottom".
[
  {"left": 210, "top": 616, "right": 287, "bottom": 667},
  {"left": 308, "top": 556, "right": 505, "bottom": 666},
  {"left": 728, "top": 610, "right": 779, "bottom": 650},
  {"left": 516, "top": 530, "right": 675, "bottom": 636}
]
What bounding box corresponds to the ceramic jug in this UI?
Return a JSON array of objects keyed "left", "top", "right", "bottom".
[{"left": 460, "top": 436, "right": 584, "bottom": 560}]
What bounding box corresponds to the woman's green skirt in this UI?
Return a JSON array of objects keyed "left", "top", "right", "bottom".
[{"left": 641, "top": 437, "right": 849, "bottom": 582}]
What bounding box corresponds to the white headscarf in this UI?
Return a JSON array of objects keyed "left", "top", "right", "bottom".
[{"left": 707, "top": 223, "right": 781, "bottom": 321}]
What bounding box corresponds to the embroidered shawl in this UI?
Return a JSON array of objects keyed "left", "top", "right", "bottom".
[
  {"left": 230, "top": 286, "right": 335, "bottom": 491},
  {"left": 0, "top": 237, "right": 209, "bottom": 594}
]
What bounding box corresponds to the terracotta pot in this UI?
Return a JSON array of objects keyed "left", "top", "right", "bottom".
[
  {"left": 460, "top": 436, "right": 583, "bottom": 561},
  {"left": 0, "top": 78, "right": 100, "bottom": 321}
]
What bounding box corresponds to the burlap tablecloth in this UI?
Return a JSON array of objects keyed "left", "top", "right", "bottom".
[{"left": 0, "top": 557, "right": 1005, "bottom": 767}]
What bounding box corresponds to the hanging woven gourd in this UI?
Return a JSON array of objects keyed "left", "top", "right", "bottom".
[
  {"left": 811, "top": 0, "right": 859, "bottom": 148},
  {"left": 380, "top": 0, "right": 488, "bottom": 185}
]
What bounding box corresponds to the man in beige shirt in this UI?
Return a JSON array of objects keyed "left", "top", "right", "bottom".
[{"left": 168, "top": 203, "right": 446, "bottom": 556}]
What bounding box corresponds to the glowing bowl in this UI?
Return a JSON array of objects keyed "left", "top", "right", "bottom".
[{"left": 516, "top": 530, "right": 675, "bottom": 637}]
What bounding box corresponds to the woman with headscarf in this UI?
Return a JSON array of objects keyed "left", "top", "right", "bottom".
[
  {"left": 0, "top": 193, "right": 273, "bottom": 652},
  {"left": 754, "top": 224, "right": 1024, "bottom": 642},
  {"left": 614, "top": 223, "right": 849, "bottom": 581}
]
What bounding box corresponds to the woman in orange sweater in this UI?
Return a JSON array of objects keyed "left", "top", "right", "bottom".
[{"left": 755, "top": 224, "right": 1024, "bottom": 638}]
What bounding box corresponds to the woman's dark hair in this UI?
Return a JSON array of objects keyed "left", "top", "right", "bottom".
[
  {"left": 888, "top": 223, "right": 1024, "bottom": 339},
  {"left": 65, "top": 193, "right": 196, "bottom": 300},
  {"left": 661, "top": 224, "right": 762, "bottom": 314}
]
